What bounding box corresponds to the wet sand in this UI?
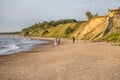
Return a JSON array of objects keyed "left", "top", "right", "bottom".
[{"left": 0, "top": 39, "right": 120, "bottom": 80}]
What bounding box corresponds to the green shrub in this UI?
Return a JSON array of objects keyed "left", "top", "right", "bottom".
[
  {"left": 42, "top": 30, "right": 49, "bottom": 35},
  {"left": 65, "top": 27, "right": 75, "bottom": 34},
  {"left": 117, "top": 38, "right": 120, "bottom": 42},
  {"left": 24, "top": 31, "right": 29, "bottom": 36},
  {"left": 108, "top": 37, "right": 118, "bottom": 42}
]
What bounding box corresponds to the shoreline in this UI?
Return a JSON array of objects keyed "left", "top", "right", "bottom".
[
  {"left": 0, "top": 41, "right": 54, "bottom": 62},
  {"left": 0, "top": 36, "right": 53, "bottom": 56},
  {"left": 0, "top": 38, "right": 53, "bottom": 57}
]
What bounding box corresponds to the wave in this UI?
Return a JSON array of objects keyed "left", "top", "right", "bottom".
[
  {"left": 0, "top": 44, "right": 19, "bottom": 55},
  {"left": 0, "top": 36, "right": 49, "bottom": 55}
]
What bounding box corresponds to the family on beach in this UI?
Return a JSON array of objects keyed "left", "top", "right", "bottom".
[{"left": 54, "top": 37, "right": 75, "bottom": 45}]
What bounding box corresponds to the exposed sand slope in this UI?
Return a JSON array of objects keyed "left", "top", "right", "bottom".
[
  {"left": 75, "top": 17, "right": 108, "bottom": 40},
  {"left": 0, "top": 40, "right": 120, "bottom": 80}
]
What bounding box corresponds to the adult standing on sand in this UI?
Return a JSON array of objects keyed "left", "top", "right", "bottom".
[
  {"left": 54, "top": 37, "right": 57, "bottom": 45},
  {"left": 57, "top": 38, "right": 60, "bottom": 45},
  {"left": 72, "top": 36, "right": 75, "bottom": 43}
]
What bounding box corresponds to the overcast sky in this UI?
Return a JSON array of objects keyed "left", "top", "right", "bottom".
[{"left": 0, "top": 0, "right": 120, "bottom": 32}]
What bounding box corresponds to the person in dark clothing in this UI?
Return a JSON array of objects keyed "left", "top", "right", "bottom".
[{"left": 72, "top": 37, "right": 75, "bottom": 43}]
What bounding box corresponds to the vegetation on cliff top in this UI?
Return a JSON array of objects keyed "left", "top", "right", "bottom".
[{"left": 21, "top": 19, "right": 86, "bottom": 38}]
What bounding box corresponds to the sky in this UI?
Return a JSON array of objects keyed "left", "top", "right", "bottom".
[{"left": 0, "top": 0, "right": 120, "bottom": 32}]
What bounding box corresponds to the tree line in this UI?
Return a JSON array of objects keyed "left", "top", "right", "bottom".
[
  {"left": 85, "top": 11, "right": 98, "bottom": 20},
  {"left": 23, "top": 19, "right": 77, "bottom": 31}
]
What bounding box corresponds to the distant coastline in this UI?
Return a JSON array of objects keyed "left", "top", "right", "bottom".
[{"left": 0, "top": 32, "right": 20, "bottom": 36}]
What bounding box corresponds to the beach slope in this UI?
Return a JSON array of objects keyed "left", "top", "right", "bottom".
[{"left": 0, "top": 40, "right": 120, "bottom": 80}]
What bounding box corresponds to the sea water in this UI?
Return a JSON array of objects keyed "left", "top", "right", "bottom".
[{"left": 0, "top": 36, "right": 49, "bottom": 55}]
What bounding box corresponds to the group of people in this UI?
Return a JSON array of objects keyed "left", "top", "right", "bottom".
[
  {"left": 54, "top": 38, "right": 61, "bottom": 45},
  {"left": 54, "top": 36, "right": 76, "bottom": 45}
]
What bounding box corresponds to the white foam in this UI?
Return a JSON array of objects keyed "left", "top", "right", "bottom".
[
  {"left": 0, "top": 44, "right": 19, "bottom": 55},
  {"left": 0, "top": 36, "right": 49, "bottom": 55}
]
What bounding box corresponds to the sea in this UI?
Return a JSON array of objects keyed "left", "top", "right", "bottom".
[{"left": 0, "top": 36, "right": 49, "bottom": 55}]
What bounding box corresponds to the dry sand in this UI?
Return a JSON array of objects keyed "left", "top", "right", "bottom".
[{"left": 0, "top": 39, "right": 120, "bottom": 80}]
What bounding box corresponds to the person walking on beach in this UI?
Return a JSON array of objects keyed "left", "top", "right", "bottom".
[
  {"left": 54, "top": 37, "right": 57, "bottom": 45},
  {"left": 57, "top": 38, "right": 60, "bottom": 45},
  {"left": 72, "top": 37, "right": 75, "bottom": 43}
]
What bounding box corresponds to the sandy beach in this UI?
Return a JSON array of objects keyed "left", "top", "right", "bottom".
[{"left": 0, "top": 39, "right": 120, "bottom": 80}]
